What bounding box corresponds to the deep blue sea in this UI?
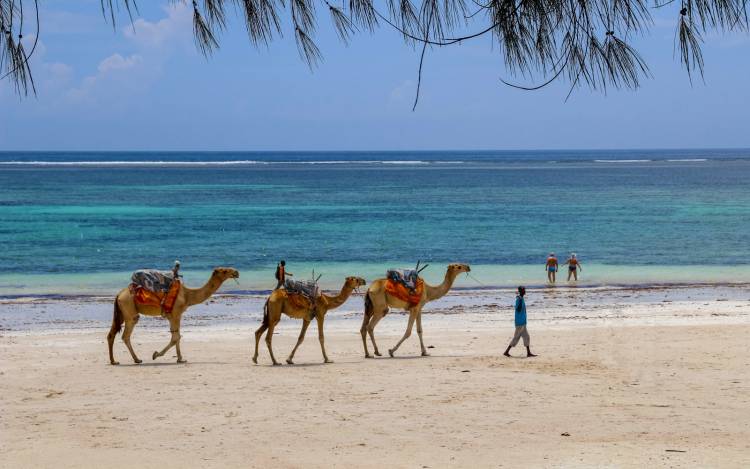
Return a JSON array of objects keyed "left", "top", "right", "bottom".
[{"left": 1, "top": 149, "right": 749, "bottom": 295}]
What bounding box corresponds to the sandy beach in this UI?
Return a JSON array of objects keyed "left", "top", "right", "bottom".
[{"left": 2, "top": 288, "right": 749, "bottom": 468}]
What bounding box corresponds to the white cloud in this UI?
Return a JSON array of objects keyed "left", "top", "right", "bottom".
[
  {"left": 67, "top": 53, "right": 146, "bottom": 102},
  {"left": 98, "top": 53, "right": 143, "bottom": 73},
  {"left": 124, "top": 2, "right": 192, "bottom": 49},
  {"left": 3, "top": 4, "right": 191, "bottom": 105}
]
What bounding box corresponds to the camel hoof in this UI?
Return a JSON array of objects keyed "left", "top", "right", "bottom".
[
  {"left": 177, "top": 359, "right": 187, "bottom": 364},
  {"left": 110, "top": 361, "right": 119, "bottom": 366},
  {"left": 134, "top": 358, "right": 143, "bottom": 364},
  {"left": 374, "top": 351, "right": 381, "bottom": 357},
  {"left": 152, "top": 351, "right": 159, "bottom": 361},
  {"left": 421, "top": 352, "right": 431, "bottom": 357},
  {"left": 286, "top": 359, "right": 294, "bottom": 365},
  {"left": 272, "top": 362, "right": 281, "bottom": 366},
  {"left": 388, "top": 349, "right": 395, "bottom": 358},
  {"left": 365, "top": 354, "right": 373, "bottom": 359},
  {"left": 252, "top": 357, "right": 258, "bottom": 364},
  {"left": 324, "top": 359, "right": 333, "bottom": 364}
]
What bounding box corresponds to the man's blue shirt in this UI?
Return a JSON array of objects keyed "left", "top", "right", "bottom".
[{"left": 514, "top": 296, "right": 527, "bottom": 326}]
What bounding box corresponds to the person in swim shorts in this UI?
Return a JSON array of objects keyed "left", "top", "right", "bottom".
[
  {"left": 563, "top": 253, "right": 582, "bottom": 281},
  {"left": 545, "top": 253, "right": 558, "bottom": 283}
]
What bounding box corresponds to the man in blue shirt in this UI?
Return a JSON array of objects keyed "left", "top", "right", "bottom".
[{"left": 504, "top": 286, "right": 537, "bottom": 358}]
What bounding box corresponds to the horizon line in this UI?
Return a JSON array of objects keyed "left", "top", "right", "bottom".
[{"left": 1, "top": 147, "right": 749, "bottom": 153}]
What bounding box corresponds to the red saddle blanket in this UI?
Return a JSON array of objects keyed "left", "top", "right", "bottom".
[
  {"left": 129, "top": 280, "right": 182, "bottom": 314},
  {"left": 287, "top": 292, "right": 314, "bottom": 311},
  {"left": 385, "top": 278, "right": 424, "bottom": 307}
]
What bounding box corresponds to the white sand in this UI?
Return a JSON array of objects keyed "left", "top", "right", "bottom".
[{"left": 2, "top": 294, "right": 750, "bottom": 468}]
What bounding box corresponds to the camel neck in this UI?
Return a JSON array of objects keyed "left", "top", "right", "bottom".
[
  {"left": 184, "top": 274, "right": 223, "bottom": 306},
  {"left": 321, "top": 284, "right": 355, "bottom": 310},
  {"left": 425, "top": 269, "right": 459, "bottom": 301}
]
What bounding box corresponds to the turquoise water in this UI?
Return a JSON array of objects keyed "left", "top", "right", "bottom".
[{"left": 1, "top": 149, "right": 749, "bottom": 296}]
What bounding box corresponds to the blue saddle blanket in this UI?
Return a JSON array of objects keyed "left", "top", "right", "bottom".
[
  {"left": 284, "top": 279, "right": 320, "bottom": 299},
  {"left": 387, "top": 269, "right": 419, "bottom": 291},
  {"left": 131, "top": 270, "right": 175, "bottom": 293}
]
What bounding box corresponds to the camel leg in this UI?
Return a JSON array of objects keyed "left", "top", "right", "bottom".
[
  {"left": 368, "top": 312, "right": 385, "bottom": 357},
  {"left": 107, "top": 332, "right": 119, "bottom": 366},
  {"left": 122, "top": 316, "right": 142, "bottom": 364},
  {"left": 252, "top": 322, "right": 268, "bottom": 364},
  {"left": 360, "top": 312, "right": 372, "bottom": 358},
  {"left": 416, "top": 311, "right": 429, "bottom": 356},
  {"left": 152, "top": 327, "right": 180, "bottom": 362},
  {"left": 286, "top": 320, "right": 310, "bottom": 365},
  {"left": 316, "top": 315, "right": 332, "bottom": 363},
  {"left": 174, "top": 325, "right": 186, "bottom": 364},
  {"left": 265, "top": 320, "right": 281, "bottom": 366},
  {"left": 389, "top": 310, "right": 417, "bottom": 357},
  {"left": 107, "top": 298, "right": 126, "bottom": 366}
]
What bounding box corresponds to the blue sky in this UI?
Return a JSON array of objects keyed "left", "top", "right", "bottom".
[{"left": 1, "top": 0, "right": 748, "bottom": 151}]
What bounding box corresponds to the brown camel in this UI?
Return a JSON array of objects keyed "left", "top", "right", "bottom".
[
  {"left": 252, "top": 276, "right": 366, "bottom": 365},
  {"left": 107, "top": 267, "right": 239, "bottom": 365},
  {"left": 360, "top": 263, "right": 470, "bottom": 358}
]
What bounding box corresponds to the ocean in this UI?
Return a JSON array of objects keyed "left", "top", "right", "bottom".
[{"left": 1, "top": 149, "right": 749, "bottom": 297}]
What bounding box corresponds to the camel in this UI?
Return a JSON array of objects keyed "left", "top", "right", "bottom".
[
  {"left": 252, "top": 276, "right": 366, "bottom": 365},
  {"left": 360, "top": 263, "right": 471, "bottom": 358},
  {"left": 107, "top": 267, "right": 239, "bottom": 365}
]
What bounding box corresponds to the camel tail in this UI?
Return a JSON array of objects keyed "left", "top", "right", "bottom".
[
  {"left": 364, "top": 291, "right": 373, "bottom": 318},
  {"left": 262, "top": 299, "right": 270, "bottom": 327},
  {"left": 109, "top": 297, "right": 124, "bottom": 337}
]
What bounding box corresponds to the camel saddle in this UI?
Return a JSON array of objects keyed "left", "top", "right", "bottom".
[
  {"left": 284, "top": 279, "right": 320, "bottom": 315},
  {"left": 387, "top": 269, "right": 419, "bottom": 291},
  {"left": 284, "top": 279, "right": 320, "bottom": 299},
  {"left": 129, "top": 270, "right": 181, "bottom": 315},
  {"left": 385, "top": 270, "right": 424, "bottom": 307}
]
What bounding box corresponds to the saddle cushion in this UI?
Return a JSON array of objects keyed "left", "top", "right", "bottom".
[
  {"left": 129, "top": 269, "right": 181, "bottom": 314},
  {"left": 385, "top": 277, "right": 424, "bottom": 307},
  {"left": 284, "top": 279, "right": 320, "bottom": 299},
  {"left": 387, "top": 269, "right": 419, "bottom": 291},
  {"left": 131, "top": 270, "right": 175, "bottom": 293}
]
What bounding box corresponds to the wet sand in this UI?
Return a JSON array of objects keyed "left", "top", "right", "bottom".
[{"left": 1, "top": 293, "right": 750, "bottom": 468}]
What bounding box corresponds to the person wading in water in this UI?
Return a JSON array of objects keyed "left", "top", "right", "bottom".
[
  {"left": 563, "top": 253, "right": 582, "bottom": 281},
  {"left": 545, "top": 252, "right": 558, "bottom": 283},
  {"left": 274, "top": 260, "right": 293, "bottom": 289}
]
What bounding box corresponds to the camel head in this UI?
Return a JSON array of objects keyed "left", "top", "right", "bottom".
[
  {"left": 345, "top": 276, "right": 367, "bottom": 290},
  {"left": 447, "top": 263, "right": 471, "bottom": 275},
  {"left": 212, "top": 267, "right": 240, "bottom": 282}
]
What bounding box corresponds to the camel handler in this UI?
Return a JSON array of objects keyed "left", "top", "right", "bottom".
[
  {"left": 503, "top": 286, "right": 537, "bottom": 358},
  {"left": 274, "top": 260, "right": 293, "bottom": 290}
]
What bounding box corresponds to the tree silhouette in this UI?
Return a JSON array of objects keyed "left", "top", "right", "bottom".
[{"left": 1, "top": 0, "right": 747, "bottom": 104}]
